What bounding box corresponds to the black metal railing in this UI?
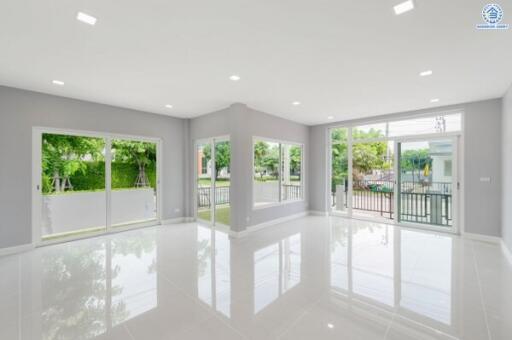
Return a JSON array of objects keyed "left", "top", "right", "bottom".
[
  {"left": 399, "top": 192, "right": 452, "bottom": 225},
  {"left": 198, "top": 184, "right": 302, "bottom": 208},
  {"left": 197, "top": 186, "right": 230, "bottom": 208},
  {"left": 331, "top": 180, "right": 452, "bottom": 226}
]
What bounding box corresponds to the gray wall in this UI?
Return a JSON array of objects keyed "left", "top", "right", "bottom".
[
  {"left": 502, "top": 85, "right": 512, "bottom": 252},
  {"left": 189, "top": 103, "right": 309, "bottom": 232},
  {"left": 0, "top": 86, "right": 187, "bottom": 249},
  {"left": 309, "top": 98, "right": 503, "bottom": 237}
]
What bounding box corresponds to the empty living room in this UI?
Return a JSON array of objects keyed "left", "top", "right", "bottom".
[{"left": 1, "top": 1, "right": 512, "bottom": 339}]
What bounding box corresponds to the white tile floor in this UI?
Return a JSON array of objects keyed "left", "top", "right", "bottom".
[{"left": 1, "top": 216, "right": 512, "bottom": 340}]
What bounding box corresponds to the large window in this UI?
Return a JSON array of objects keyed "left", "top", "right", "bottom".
[
  {"left": 329, "top": 112, "right": 462, "bottom": 230},
  {"left": 253, "top": 139, "right": 303, "bottom": 207},
  {"left": 37, "top": 130, "right": 160, "bottom": 242}
]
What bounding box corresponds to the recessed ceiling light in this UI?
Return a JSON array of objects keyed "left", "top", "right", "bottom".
[
  {"left": 229, "top": 75, "right": 241, "bottom": 81},
  {"left": 394, "top": 0, "right": 414, "bottom": 15},
  {"left": 430, "top": 98, "right": 440, "bottom": 103},
  {"left": 165, "top": 104, "right": 173, "bottom": 109},
  {"left": 76, "top": 12, "right": 97, "bottom": 26},
  {"left": 327, "top": 323, "right": 334, "bottom": 329},
  {"left": 327, "top": 116, "right": 334, "bottom": 120},
  {"left": 52, "top": 80, "right": 64, "bottom": 86},
  {"left": 419, "top": 70, "right": 433, "bottom": 77},
  {"left": 292, "top": 101, "right": 301, "bottom": 106}
]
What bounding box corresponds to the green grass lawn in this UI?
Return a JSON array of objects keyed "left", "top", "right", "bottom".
[{"left": 197, "top": 206, "right": 230, "bottom": 226}]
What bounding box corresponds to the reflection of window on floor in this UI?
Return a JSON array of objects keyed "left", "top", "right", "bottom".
[
  {"left": 254, "top": 234, "right": 301, "bottom": 314},
  {"left": 330, "top": 225, "right": 453, "bottom": 326},
  {"left": 197, "top": 226, "right": 231, "bottom": 318},
  {"left": 111, "top": 238, "right": 157, "bottom": 326},
  {"left": 400, "top": 231, "right": 452, "bottom": 324},
  {"left": 40, "top": 233, "right": 158, "bottom": 339},
  {"left": 330, "top": 228, "right": 349, "bottom": 291},
  {"left": 352, "top": 227, "right": 394, "bottom": 306}
]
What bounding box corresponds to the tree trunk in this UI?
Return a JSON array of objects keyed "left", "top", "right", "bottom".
[{"left": 53, "top": 170, "right": 61, "bottom": 192}]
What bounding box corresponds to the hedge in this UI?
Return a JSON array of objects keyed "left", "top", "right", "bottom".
[{"left": 43, "top": 161, "right": 156, "bottom": 193}]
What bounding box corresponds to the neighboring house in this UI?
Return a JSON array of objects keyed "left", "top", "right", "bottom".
[
  {"left": 196, "top": 150, "right": 230, "bottom": 179},
  {"left": 429, "top": 141, "right": 452, "bottom": 184}
]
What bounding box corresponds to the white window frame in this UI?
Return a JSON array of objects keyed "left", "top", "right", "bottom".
[
  {"left": 193, "top": 135, "right": 231, "bottom": 227},
  {"left": 32, "top": 127, "right": 163, "bottom": 246},
  {"left": 252, "top": 136, "right": 305, "bottom": 210},
  {"left": 327, "top": 110, "right": 464, "bottom": 235}
]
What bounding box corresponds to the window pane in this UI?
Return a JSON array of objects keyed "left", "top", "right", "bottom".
[
  {"left": 353, "top": 123, "right": 387, "bottom": 140},
  {"left": 331, "top": 128, "right": 349, "bottom": 212},
  {"left": 41, "top": 133, "right": 106, "bottom": 240},
  {"left": 253, "top": 140, "right": 280, "bottom": 206},
  {"left": 281, "top": 144, "right": 302, "bottom": 201},
  {"left": 388, "top": 113, "right": 461, "bottom": 137},
  {"left": 111, "top": 139, "right": 157, "bottom": 227}
]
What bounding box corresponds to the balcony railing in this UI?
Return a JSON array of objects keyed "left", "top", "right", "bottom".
[
  {"left": 332, "top": 180, "right": 452, "bottom": 226},
  {"left": 198, "top": 184, "right": 302, "bottom": 208}
]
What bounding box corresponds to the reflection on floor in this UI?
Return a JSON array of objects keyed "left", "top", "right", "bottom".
[{"left": 1, "top": 216, "right": 512, "bottom": 339}]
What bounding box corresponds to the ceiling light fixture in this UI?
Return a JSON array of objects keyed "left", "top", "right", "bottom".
[
  {"left": 327, "top": 116, "right": 334, "bottom": 120},
  {"left": 292, "top": 101, "right": 301, "bottom": 106},
  {"left": 327, "top": 323, "right": 334, "bottom": 329},
  {"left": 393, "top": 0, "right": 414, "bottom": 15},
  {"left": 52, "top": 80, "right": 65, "bottom": 86},
  {"left": 229, "top": 75, "right": 241, "bottom": 81},
  {"left": 419, "top": 70, "right": 433, "bottom": 77},
  {"left": 76, "top": 12, "right": 97, "bottom": 26},
  {"left": 430, "top": 98, "right": 440, "bottom": 103},
  {"left": 165, "top": 104, "right": 173, "bottom": 109}
]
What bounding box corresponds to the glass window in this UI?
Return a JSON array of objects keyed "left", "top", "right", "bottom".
[
  {"left": 253, "top": 139, "right": 304, "bottom": 207},
  {"left": 353, "top": 123, "right": 387, "bottom": 140},
  {"left": 281, "top": 144, "right": 302, "bottom": 201},
  {"left": 388, "top": 113, "right": 462, "bottom": 137},
  {"left": 253, "top": 140, "right": 280, "bottom": 206},
  {"left": 330, "top": 128, "right": 349, "bottom": 213}
]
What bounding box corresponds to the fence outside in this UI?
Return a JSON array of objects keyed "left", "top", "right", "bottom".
[
  {"left": 198, "top": 184, "right": 302, "bottom": 208},
  {"left": 331, "top": 179, "right": 452, "bottom": 226}
]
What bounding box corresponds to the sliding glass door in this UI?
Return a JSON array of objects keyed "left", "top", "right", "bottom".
[
  {"left": 328, "top": 113, "right": 461, "bottom": 233},
  {"left": 36, "top": 130, "right": 160, "bottom": 242},
  {"left": 41, "top": 133, "right": 107, "bottom": 240},
  {"left": 196, "top": 137, "right": 231, "bottom": 226},
  {"left": 397, "top": 138, "right": 456, "bottom": 228}
]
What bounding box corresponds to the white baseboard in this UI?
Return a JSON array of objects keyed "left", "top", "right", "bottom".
[
  {"left": 0, "top": 243, "right": 34, "bottom": 258},
  {"left": 462, "top": 232, "right": 501, "bottom": 244},
  {"left": 230, "top": 211, "right": 309, "bottom": 239},
  {"left": 501, "top": 240, "right": 512, "bottom": 265},
  {"left": 309, "top": 210, "right": 329, "bottom": 216}
]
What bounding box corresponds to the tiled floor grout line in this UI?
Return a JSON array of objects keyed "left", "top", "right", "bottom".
[
  {"left": 470, "top": 240, "right": 493, "bottom": 340},
  {"left": 382, "top": 311, "right": 397, "bottom": 340},
  {"left": 274, "top": 295, "right": 325, "bottom": 339},
  {"left": 122, "top": 323, "right": 137, "bottom": 340}
]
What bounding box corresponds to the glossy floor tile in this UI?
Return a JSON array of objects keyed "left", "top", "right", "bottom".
[{"left": 1, "top": 216, "right": 512, "bottom": 339}]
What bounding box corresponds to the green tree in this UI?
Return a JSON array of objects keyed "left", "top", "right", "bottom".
[
  {"left": 111, "top": 140, "right": 156, "bottom": 187},
  {"left": 42, "top": 134, "right": 104, "bottom": 193},
  {"left": 289, "top": 146, "right": 302, "bottom": 176},
  {"left": 400, "top": 149, "right": 431, "bottom": 181},
  {"left": 202, "top": 141, "right": 231, "bottom": 179}
]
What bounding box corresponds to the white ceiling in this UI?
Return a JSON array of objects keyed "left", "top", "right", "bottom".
[{"left": 0, "top": 0, "right": 511, "bottom": 125}]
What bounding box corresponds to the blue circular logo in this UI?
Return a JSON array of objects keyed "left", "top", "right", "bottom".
[{"left": 482, "top": 4, "right": 504, "bottom": 24}]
